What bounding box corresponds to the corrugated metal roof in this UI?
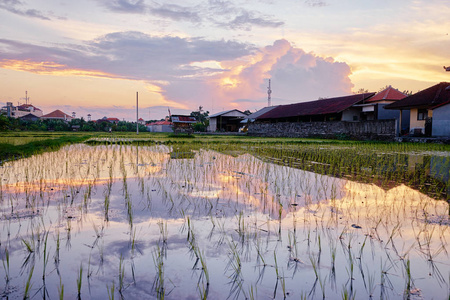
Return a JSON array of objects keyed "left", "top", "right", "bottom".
[
  {"left": 385, "top": 82, "right": 450, "bottom": 110},
  {"left": 171, "top": 115, "right": 197, "bottom": 123},
  {"left": 246, "top": 106, "right": 279, "bottom": 119},
  {"left": 257, "top": 93, "right": 375, "bottom": 119},
  {"left": 366, "top": 86, "right": 407, "bottom": 103},
  {"left": 208, "top": 109, "right": 247, "bottom": 118}
]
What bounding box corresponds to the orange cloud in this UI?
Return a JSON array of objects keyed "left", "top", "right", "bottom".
[{"left": 0, "top": 59, "right": 122, "bottom": 79}]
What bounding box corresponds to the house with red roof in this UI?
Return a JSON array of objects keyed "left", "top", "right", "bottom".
[
  {"left": 147, "top": 120, "right": 173, "bottom": 132},
  {"left": 354, "top": 86, "right": 410, "bottom": 133},
  {"left": 1, "top": 102, "right": 43, "bottom": 118},
  {"left": 41, "top": 109, "right": 73, "bottom": 121},
  {"left": 385, "top": 82, "right": 450, "bottom": 137},
  {"left": 170, "top": 115, "right": 197, "bottom": 134},
  {"left": 255, "top": 93, "right": 375, "bottom": 122},
  {"left": 96, "top": 117, "right": 120, "bottom": 124}
]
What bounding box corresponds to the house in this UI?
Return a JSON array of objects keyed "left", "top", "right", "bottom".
[
  {"left": 354, "top": 86, "right": 410, "bottom": 133},
  {"left": 1, "top": 102, "right": 43, "bottom": 118},
  {"left": 19, "top": 113, "right": 40, "bottom": 122},
  {"left": 385, "top": 82, "right": 450, "bottom": 137},
  {"left": 171, "top": 115, "right": 197, "bottom": 134},
  {"left": 208, "top": 109, "right": 249, "bottom": 132},
  {"left": 41, "top": 109, "right": 73, "bottom": 121},
  {"left": 255, "top": 93, "right": 375, "bottom": 122},
  {"left": 97, "top": 117, "right": 120, "bottom": 124},
  {"left": 138, "top": 118, "right": 145, "bottom": 125},
  {"left": 147, "top": 120, "right": 173, "bottom": 132}
]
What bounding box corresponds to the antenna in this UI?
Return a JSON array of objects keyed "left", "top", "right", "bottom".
[{"left": 267, "top": 79, "right": 272, "bottom": 107}]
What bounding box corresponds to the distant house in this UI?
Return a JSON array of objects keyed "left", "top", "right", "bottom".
[
  {"left": 171, "top": 115, "right": 197, "bottom": 134},
  {"left": 208, "top": 109, "right": 249, "bottom": 132},
  {"left": 147, "top": 120, "right": 173, "bottom": 132},
  {"left": 385, "top": 82, "right": 450, "bottom": 137},
  {"left": 19, "top": 113, "right": 40, "bottom": 122},
  {"left": 97, "top": 117, "right": 120, "bottom": 124},
  {"left": 41, "top": 109, "right": 73, "bottom": 121},
  {"left": 1, "top": 102, "right": 43, "bottom": 118},
  {"left": 255, "top": 93, "right": 375, "bottom": 122},
  {"left": 138, "top": 118, "right": 145, "bottom": 125}
]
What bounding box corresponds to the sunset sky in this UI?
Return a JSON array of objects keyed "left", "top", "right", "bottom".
[{"left": 1, "top": 0, "right": 449, "bottom": 121}]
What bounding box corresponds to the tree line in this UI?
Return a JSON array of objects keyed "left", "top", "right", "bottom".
[{"left": 0, "top": 115, "right": 147, "bottom": 132}]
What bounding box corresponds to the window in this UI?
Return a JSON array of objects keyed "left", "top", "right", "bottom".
[{"left": 417, "top": 109, "right": 427, "bottom": 120}]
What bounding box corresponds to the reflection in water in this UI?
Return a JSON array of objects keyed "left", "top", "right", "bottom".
[{"left": 0, "top": 144, "right": 448, "bottom": 299}]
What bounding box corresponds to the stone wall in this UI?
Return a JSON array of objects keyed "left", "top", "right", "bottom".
[{"left": 247, "top": 120, "right": 396, "bottom": 140}]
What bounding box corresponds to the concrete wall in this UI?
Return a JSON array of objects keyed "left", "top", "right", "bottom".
[
  {"left": 208, "top": 118, "right": 217, "bottom": 132},
  {"left": 248, "top": 120, "right": 396, "bottom": 140},
  {"left": 432, "top": 103, "right": 450, "bottom": 137},
  {"left": 341, "top": 108, "right": 361, "bottom": 121}
]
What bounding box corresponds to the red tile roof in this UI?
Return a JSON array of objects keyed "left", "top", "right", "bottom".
[
  {"left": 257, "top": 93, "right": 375, "bottom": 119},
  {"left": 148, "top": 121, "right": 173, "bottom": 125},
  {"left": 41, "top": 109, "right": 72, "bottom": 119},
  {"left": 366, "top": 86, "right": 407, "bottom": 103},
  {"left": 18, "top": 104, "right": 42, "bottom": 111},
  {"left": 385, "top": 82, "right": 450, "bottom": 110},
  {"left": 106, "top": 118, "right": 120, "bottom": 121}
]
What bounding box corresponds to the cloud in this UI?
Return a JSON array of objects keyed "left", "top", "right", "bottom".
[
  {"left": 304, "top": 0, "right": 327, "bottom": 7},
  {"left": 0, "top": 35, "right": 353, "bottom": 114},
  {"left": 226, "top": 11, "right": 284, "bottom": 30},
  {"left": 0, "top": 32, "right": 253, "bottom": 81},
  {"left": 206, "top": 39, "right": 353, "bottom": 109},
  {"left": 0, "top": 0, "right": 51, "bottom": 20},
  {"left": 206, "top": 0, "right": 284, "bottom": 30},
  {"left": 97, "top": 0, "right": 146, "bottom": 14},
  {"left": 150, "top": 4, "right": 201, "bottom": 23}
]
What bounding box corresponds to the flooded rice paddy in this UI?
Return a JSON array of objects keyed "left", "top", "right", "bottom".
[{"left": 0, "top": 143, "right": 449, "bottom": 299}]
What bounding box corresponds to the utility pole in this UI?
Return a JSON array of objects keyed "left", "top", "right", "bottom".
[
  {"left": 267, "top": 79, "right": 272, "bottom": 107},
  {"left": 136, "top": 92, "right": 139, "bottom": 135}
]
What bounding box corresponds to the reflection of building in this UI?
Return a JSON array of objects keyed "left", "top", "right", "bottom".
[
  {"left": 1, "top": 102, "right": 43, "bottom": 118},
  {"left": 208, "top": 109, "right": 249, "bottom": 132},
  {"left": 41, "top": 109, "right": 73, "bottom": 121},
  {"left": 385, "top": 82, "right": 450, "bottom": 137}
]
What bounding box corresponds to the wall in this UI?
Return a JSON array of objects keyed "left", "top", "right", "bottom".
[
  {"left": 432, "top": 104, "right": 450, "bottom": 137},
  {"left": 248, "top": 120, "right": 396, "bottom": 140},
  {"left": 341, "top": 108, "right": 360, "bottom": 121},
  {"left": 208, "top": 118, "right": 217, "bottom": 132}
]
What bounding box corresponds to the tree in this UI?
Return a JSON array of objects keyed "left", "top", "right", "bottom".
[
  {"left": 354, "top": 88, "right": 369, "bottom": 94},
  {"left": 190, "top": 106, "right": 209, "bottom": 132}
]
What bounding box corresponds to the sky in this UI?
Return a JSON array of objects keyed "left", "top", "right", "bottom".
[{"left": 0, "top": 0, "right": 449, "bottom": 121}]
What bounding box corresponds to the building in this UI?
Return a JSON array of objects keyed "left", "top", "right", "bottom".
[
  {"left": 1, "top": 102, "right": 43, "bottom": 118},
  {"left": 41, "top": 109, "right": 73, "bottom": 121},
  {"left": 208, "top": 109, "right": 249, "bottom": 132},
  {"left": 255, "top": 93, "right": 375, "bottom": 122},
  {"left": 385, "top": 82, "right": 450, "bottom": 137},
  {"left": 147, "top": 120, "right": 173, "bottom": 132},
  {"left": 171, "top": 115, "right": 197, "bottom": 134},
  {"left": 97, "top": 117, "right": 120, "bottom": 124},
  {"left": 354, "top": 86, "right": 410, "bottom": 134}
]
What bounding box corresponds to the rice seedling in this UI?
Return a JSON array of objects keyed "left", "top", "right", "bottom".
[
  {"left": 0, "top": 136, "right": 448, "bottom": 299},
  {"left": 77, "top": 263, "right": 83, "bottom": 298}
]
